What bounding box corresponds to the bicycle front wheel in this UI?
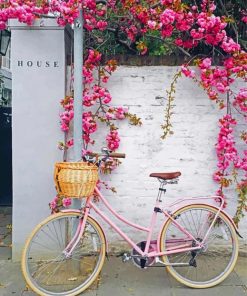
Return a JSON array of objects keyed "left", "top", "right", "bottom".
[
  {"left": 160, "top": 204, "right": 238, "bottom": 288},
  {"left": 22, "top": 212, "right": 106, "bottom": 296}
]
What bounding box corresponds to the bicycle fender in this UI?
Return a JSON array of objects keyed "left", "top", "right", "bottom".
[
  {"left": 156, "top": 203, "right": 241, "bottom": 253},
  {"left": 169, "top": 198, "right": 240, "bottom": 234},
  {"left": 204, "top": 205, "right": 242, "bottom": 238}
]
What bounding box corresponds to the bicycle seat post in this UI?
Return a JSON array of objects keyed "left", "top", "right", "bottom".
[{"left": 156, "top": 179, "right": 167, "bottom": 202}]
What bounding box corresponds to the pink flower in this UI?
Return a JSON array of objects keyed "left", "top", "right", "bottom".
[
  {"left": 160, "top": 9, "right": 176, "bottom": 26},
  {"left": 209, "top": 3, "right": 216, "bottom": 12},
  {"left": 0, "top": 22, "right": 6, "bottom": 30},
  {"left": 181, "top": 65, "right": 195, "bottom": 78},
  {"left": 106, "top": 112, "right": 115, "bottom": 120},
  {"left": 126, "top": 25, "right": 138, "bottom": 42},
  {"left": 221, "top": 37, "right": 240, "bottom": 53},
  {"left": 67, "top": 139, "right": 74, "bottom": 147},
  {"left": 62, "top": 198, "right": 71, "bottom": 207},
  {"left": 161, "top": 0, "right": 173, "bottom": 4},
  {"left": 175, "top": 38, "right": 183, "bottom": 46},
  {"left": 233, "top": 88, "right": 247, "bottom": 112},
  {"left": 49, "top": 196, "right": 59, "bottom": 210},
  {"left": 199, "top": 58, "right": 212, "bottom": 69},
  {"left": 216, "top": 82, "right": 228, "bottom": 93},
  {"left": 190, "top": 29, "right": 204, "bottom": 40},
  {"left": 208, "top": 89, "right": 217, "bottom": 100},
  {"left": 50, "top": 201, "right": 57, "bottom": 210},
  {"left": 115, "top": 107, "right": 128, "bottom": 119},
  {"left": 101, "top": 76, "right": 109, "bottom": 83},
  {"left": 175, "top": 12, "right": 193, "bottom": 31},
  {"left": 147, "top": 20, "right": 157, "bottom": 30},
  {"left": 96, "top": 20, "right": 107, "bottom": 31},
  {"left": 106, "top": 130, "right": 120, "bottom": 151},
  {"left": 161, "top": 24, "right": 173, "bottom": 37}
]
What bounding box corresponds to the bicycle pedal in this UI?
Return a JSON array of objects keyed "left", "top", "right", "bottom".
[
  {"left": 122, "top": 253, "right": 131, "bottom": 262},
  {"left": 189, "top": 258, "right": 197, "bottom": 267},
  {"left": 140, "top": 258, "right": 146, "bottom": 269}
]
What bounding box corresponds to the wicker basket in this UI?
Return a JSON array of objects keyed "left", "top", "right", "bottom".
[{"left": 54, "top": 162, "right": 98, "bottom": 198}]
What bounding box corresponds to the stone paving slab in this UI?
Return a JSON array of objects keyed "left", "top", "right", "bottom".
[
  {"left": 0, "top": 207, "right": 12, "bottom": 260},
  {"left": 234, "top": 258, "right": 247, "bottom": 286},
  {"left": 0, "top": 257, "right": 246, "bottom": 296},
  {"left": 0, "top": 207, "right": 12, "bottom": 215},
  {"left": 0, "top": 248, "right": 11, "bottom": 261},
  {"left": 170, "top": 286, "right": 246, "bottom": 296},
  {"left": 96, "top": 259, "right": 171, "bottom": 296}
]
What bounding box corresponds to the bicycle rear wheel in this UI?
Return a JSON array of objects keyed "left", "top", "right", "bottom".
[
  {"left": 22, "top": 212, "right": 106, "bottom": 296},
  {"left": 160, "top": 204, "right": 238, "bottom": 288}
]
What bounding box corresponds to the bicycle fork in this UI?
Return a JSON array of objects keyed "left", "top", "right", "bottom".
[{"left": 62, "top": 207, "right": 90, "bottom": 258}]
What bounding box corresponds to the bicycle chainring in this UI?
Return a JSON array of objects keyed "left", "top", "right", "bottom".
[{"left": 131, "top": 241, "right": 155, "bottom": 268}]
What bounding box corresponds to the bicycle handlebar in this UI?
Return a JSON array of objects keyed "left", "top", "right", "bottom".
[{"left": 88, "top": 152, "right": 126, "bottom": 159}]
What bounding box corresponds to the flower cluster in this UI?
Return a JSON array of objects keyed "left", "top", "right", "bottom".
[
  {"left": 177, "top": 43, "right": 246, "bottom": 217},
  {"left": 59, "top": 49, "right": 141, "bottom": 159},
  {"left": 106, "top": 107, "right": 128, "bottom": 120},
  {"left": 60, "top": 97, "right": 74, "bottom": 131},
  {"left": 199, "top": 58, "right": 231, "bottom": 97},
  {"left": 83, "top": 111, "right": 97, "bottom": 144},
  {"left": 213, "top": 115, "right": 247, "bottom": 206},
  {"left": 181, "top": 53, "right": 247, "bottom": 108},
  {"left": 233, "top": 89, "right": 247, "bottom": 113},
  {"left": 49, "top": 195, "right": 72, "bottom": 213},
  {"left": 100, "top": 157, "right": 120, "bottom": 174},
  {"left": 0, "top": 0, "right": 107, "bottom": 30},
  {"left": 214, "top": 115, "right": 238, "bottom": 173},
  {"left": 106, "top": 130, "right": 120, "bottom": 151}
]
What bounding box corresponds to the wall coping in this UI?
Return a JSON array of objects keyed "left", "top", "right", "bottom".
[{"left": 9, "top": 18, "right": 64, "bottom": 30}]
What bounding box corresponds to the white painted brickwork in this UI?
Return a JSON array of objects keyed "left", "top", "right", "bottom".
[{"left": 90, "top": 66, "right": 246, "bottom": 251}]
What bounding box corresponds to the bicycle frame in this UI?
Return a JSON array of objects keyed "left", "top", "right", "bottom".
[{"left": 62, "top": 187, "right": 227, "bottom": 262}]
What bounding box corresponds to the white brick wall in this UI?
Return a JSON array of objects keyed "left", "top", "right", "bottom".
[{"left": 90, "top": 66, "right": 246, "bottom": 251}]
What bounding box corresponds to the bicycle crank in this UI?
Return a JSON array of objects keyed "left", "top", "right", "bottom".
[{"left": 131, "top": 241, "right": 156, "bottom": 269}]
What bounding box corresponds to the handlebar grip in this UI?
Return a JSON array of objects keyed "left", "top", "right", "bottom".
[
  {"left": 87, "top": 153, "right": 99, "bottom": 157},
  {"left": 109, "top": 153, "right": 126, "bottom": 158}
]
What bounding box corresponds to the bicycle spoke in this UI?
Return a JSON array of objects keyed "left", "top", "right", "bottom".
[
  {"left": 52, "top": 221, "right": 63, "bottom": 250},
  {"left": 30, "top": 240, "right": 56, "bottom": 253},
  {"left": 41, "top": 258, "right": 65, "bottom": 285},
  {"left": 58, "top": 219, "right": 65, "bottom": 248},
  {"left": 33, "top": 255, "right": 64, "bottom": 280}
]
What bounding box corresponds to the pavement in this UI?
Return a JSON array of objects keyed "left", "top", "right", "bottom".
[
  {"left": 0, "top": 256, "right": 246, "bottom": 296},
  {"left": 0, "top": 207, "right": 12, "bottom": 261}
]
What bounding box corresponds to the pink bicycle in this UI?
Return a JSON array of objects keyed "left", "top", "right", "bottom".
[{"left": 22, "top": 150, "right": 239, "bottom": 296}]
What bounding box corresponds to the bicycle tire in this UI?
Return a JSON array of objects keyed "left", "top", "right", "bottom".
[
  {"left": 159, "top": 204, "right": 238, "bottom": 288},
  {"left": 22, "top": 212, "right": 106, "bottom": 296}
]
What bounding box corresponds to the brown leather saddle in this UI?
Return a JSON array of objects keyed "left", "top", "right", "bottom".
[{"left": 149, "top": 172, "right": 181, "bottom": 180}]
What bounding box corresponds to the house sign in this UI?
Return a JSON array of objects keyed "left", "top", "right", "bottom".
[{"left": 17, "top": 60, "right": 59, "bottom": 68}]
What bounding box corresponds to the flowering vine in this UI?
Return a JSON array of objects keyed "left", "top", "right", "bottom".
[
  {"left": 54, "top": 49, "right": 142, "bottom": 211},
  {"left": 1, "top": 0, "right": 246, "bottom": 221},
  {"left": 59, "top": 49, "right": 142, "bottom": 154}
]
